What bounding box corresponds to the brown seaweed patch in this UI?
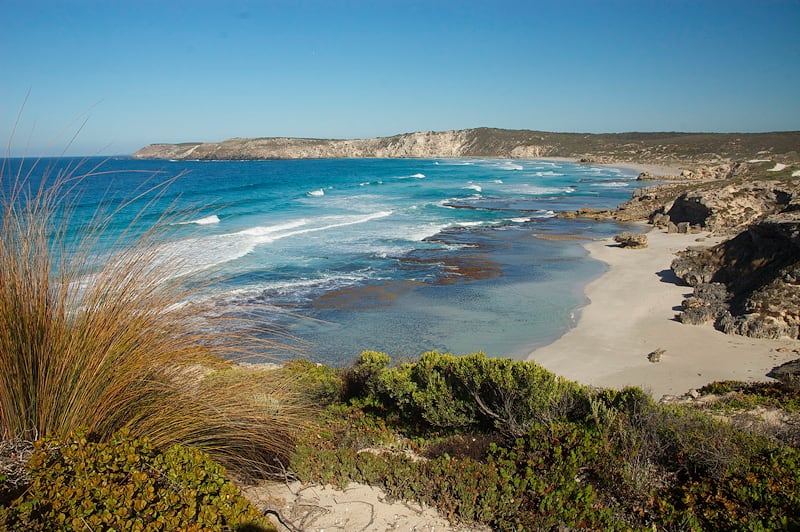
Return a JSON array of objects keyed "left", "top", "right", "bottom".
[
  {"left": 399, "top": 253, "right": 503, "bottom": 284},
  {"left": 314, "top": 280, "right": 422, "bottom": 310},
  {"left": 533, "top": 233, "right": 595, "bottom": 242}
]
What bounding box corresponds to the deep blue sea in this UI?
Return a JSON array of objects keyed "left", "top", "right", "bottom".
[{"left": 3, "top": 157, "right": 642, "bottom": 366}]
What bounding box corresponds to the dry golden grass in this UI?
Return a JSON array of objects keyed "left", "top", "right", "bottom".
[{"left": 0, "top": 159, "right": 313, "bottom": 475}]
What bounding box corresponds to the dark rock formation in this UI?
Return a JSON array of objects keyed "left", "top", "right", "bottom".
[
  {"left": 672, "top": 213, "right": 800, "bottom": 339},
  {"left": 614, "top": 183, "right": 693, "bottom": 222},
  {"left": 678, "top": 283, "right": 731, "bottom": 325},
  {"left": 767, "top": 359, "right": 800, "bottom": 386}
]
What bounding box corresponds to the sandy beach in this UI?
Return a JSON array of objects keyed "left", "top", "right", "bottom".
[
  {"left": 537, "top": 157, "right": 685, "bottom": 178},
  {"left": 528, "top": 227, "right": 799, "bottom": 399}
]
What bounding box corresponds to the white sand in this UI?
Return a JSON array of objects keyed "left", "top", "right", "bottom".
[
  {"left": 537, "top": 157, "right": 683, "bottom": 177},
  {"left": 528, "top": 227, "right": 798, "bottom": 399},
  {"left": 768, "top": 163, "right": 788, "bottom": 172},
  {"left": 245, "top": 481, "right": 489, "bottom": 532}
]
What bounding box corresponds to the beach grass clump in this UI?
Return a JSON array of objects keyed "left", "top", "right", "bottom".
[{"left": 0, "top": 159, "right": 313, "bottom": 475}]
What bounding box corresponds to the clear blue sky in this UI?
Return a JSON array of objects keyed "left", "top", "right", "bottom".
[{"left": 2, "top": 0, "right": 799, "bottom": 156}]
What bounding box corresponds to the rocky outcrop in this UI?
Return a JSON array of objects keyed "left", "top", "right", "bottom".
[
  {"left": 678, "top": 283, "right": 730, "bottom": 325},
  {"left": 665, "top": 180, "right": 795, "bottom": 234},
  {"left": 613, "top": 231, "right": 648, "bottom": 248},
  {"left": 671, "top": 213, "right": 800, "bottom": 339},
  {"left": 614, "top": 183, "right": 693, "bottom": 222}
]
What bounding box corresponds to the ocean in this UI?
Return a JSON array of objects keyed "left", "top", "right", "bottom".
[{"left": 3, "top": 156, "right": 642, "bottom": 366}]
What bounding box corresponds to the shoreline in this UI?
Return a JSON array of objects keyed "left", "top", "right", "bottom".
[
  {"left": 536, "top": 157, "right": 685, "bottom": 178},
  {"left": 527, "top": 227, "right": 798, "bottom": 399}
]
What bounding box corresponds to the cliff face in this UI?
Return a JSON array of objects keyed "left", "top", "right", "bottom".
[
  {"left": 131, "top": 128, "right": 800, "bottom": 162},
  {"left": 131, "top": 129, "right": 554, "bottom": 160}
]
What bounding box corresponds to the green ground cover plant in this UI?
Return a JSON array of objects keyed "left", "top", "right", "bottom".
[
  {"left": 0, "top": 429, "right": 272, "bottom": 531},
  {"left": 288, "top": 350, "right": 800, "bottom": 530},
  {"left": 700, "top": 380, "right": 800, "bottom": 413}
]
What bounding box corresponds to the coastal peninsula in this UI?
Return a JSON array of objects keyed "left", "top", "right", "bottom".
[{"left": 132, "top": 127, "right": 800, "bottom": 164}]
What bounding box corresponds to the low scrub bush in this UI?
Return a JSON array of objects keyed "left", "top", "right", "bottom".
[
  {"left": 290, "top": 352, "right": 800, "bottom": 530},
  {"left": 0, "top": 429, "right": 272, "bottom": 531},
  {"left": 700, "top": 380, "right": 800, "bottom": 414},
  {"left": 347, "top": 350, "right": 585, "bottom": 436}
]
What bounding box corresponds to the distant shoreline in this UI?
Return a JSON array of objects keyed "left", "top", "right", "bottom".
[
  {"left": 131, "top": 128, "right": 800, "bottom": 163},
  {"left": 527, "top": 228, "right": 798, "bottom": 399}
]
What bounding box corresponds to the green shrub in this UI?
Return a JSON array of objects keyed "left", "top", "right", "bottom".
[
  {"left": 1, "top": 429, "right": 273, "bottom": 531},
  {"left": 292, "top": 352, "right": 800, "bottom": 530},
  {"left": 345, "top": 350, "right": 391, "bottom": 399},
  {"left": 276, "top": 359, "right": 344, "bottom": 405},
  {"left": 352, "top": 350, "right": 585, "bottom": 436}
]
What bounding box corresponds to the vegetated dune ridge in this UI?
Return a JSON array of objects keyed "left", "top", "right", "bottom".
[{"left": 132, "top": 127, "right": 800, "bottom": 164}]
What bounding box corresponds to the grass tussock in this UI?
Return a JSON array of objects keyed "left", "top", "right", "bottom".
[{"left": 0, "top": 159, "right": 313, "bottom": 475}]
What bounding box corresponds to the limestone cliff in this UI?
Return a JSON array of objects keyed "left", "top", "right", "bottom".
[
  {"left": 132, "top": 128, "right": 800, "bottom": 162},
  {"left": 132, "top": 129, "right": 554, "bottom": 160}
]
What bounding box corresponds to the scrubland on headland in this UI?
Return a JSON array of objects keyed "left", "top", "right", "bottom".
[{"left": 3, "top": 129, "right": 800, "bottom": 530}]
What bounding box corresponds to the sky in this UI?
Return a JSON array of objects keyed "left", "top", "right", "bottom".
[{"left": 2, "top": 0, "right": 799, "bottom": 156}]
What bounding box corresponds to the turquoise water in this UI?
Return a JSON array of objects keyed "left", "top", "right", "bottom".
[{"left": 3, "top": 157, "right": 641, "bottom": 365}]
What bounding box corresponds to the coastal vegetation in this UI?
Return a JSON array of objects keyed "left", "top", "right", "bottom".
[
  {"left": 0, "top": 160, "right": 312, "bottom": 529},
  {"left": 132, "top": 127, "right": 800, "bottom": 163},
  {"left": 2, "top": 132, "right": 800, "bottom": 529},
  {"left": 283, "top": 350, "right": 800, "bottom": 530}
]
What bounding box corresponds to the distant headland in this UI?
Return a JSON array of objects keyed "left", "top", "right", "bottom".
[{"left": 132, "top": 127, "right": 800, "bottom": 164}]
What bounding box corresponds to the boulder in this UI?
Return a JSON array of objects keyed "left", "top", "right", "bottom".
[
  {"left": 647, "top": 348, "right": 665, "bottom": 363},
  {"left": 613, "top": 232, "right": 648, "bottom": 249}
]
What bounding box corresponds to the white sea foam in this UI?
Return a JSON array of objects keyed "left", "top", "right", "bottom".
[
  {"left": 214, "top": 270, "right": 382, "bottom": 306},
  {"left": 532, "top": 171, "right": 564, "bottom": 177},
  {"left": 178, "top": 214, "right": 220, "bottom": 225},
  {"left": 463, "top": 184, "right": 482, "bottom": 192},
  {"left": 492, "top": 179, "right": 503, "bottom": 184},
  {"left": 590, "top": 181, "right": 629, "bottom": 188},
  {"left": 156, "top": 211, "right": 394, "bottom": 277},
  {"left": 307, "top": 188, "right": 325, "bottom": 196},
  {"left": 239, "top": 219, "right": 309, "bottom": 236},
  {"left": 507, "top": 184, "right": 571, "bottom": 195},
  {"left": 454, "top": 221, "right": 490, "bottom": 228}
]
